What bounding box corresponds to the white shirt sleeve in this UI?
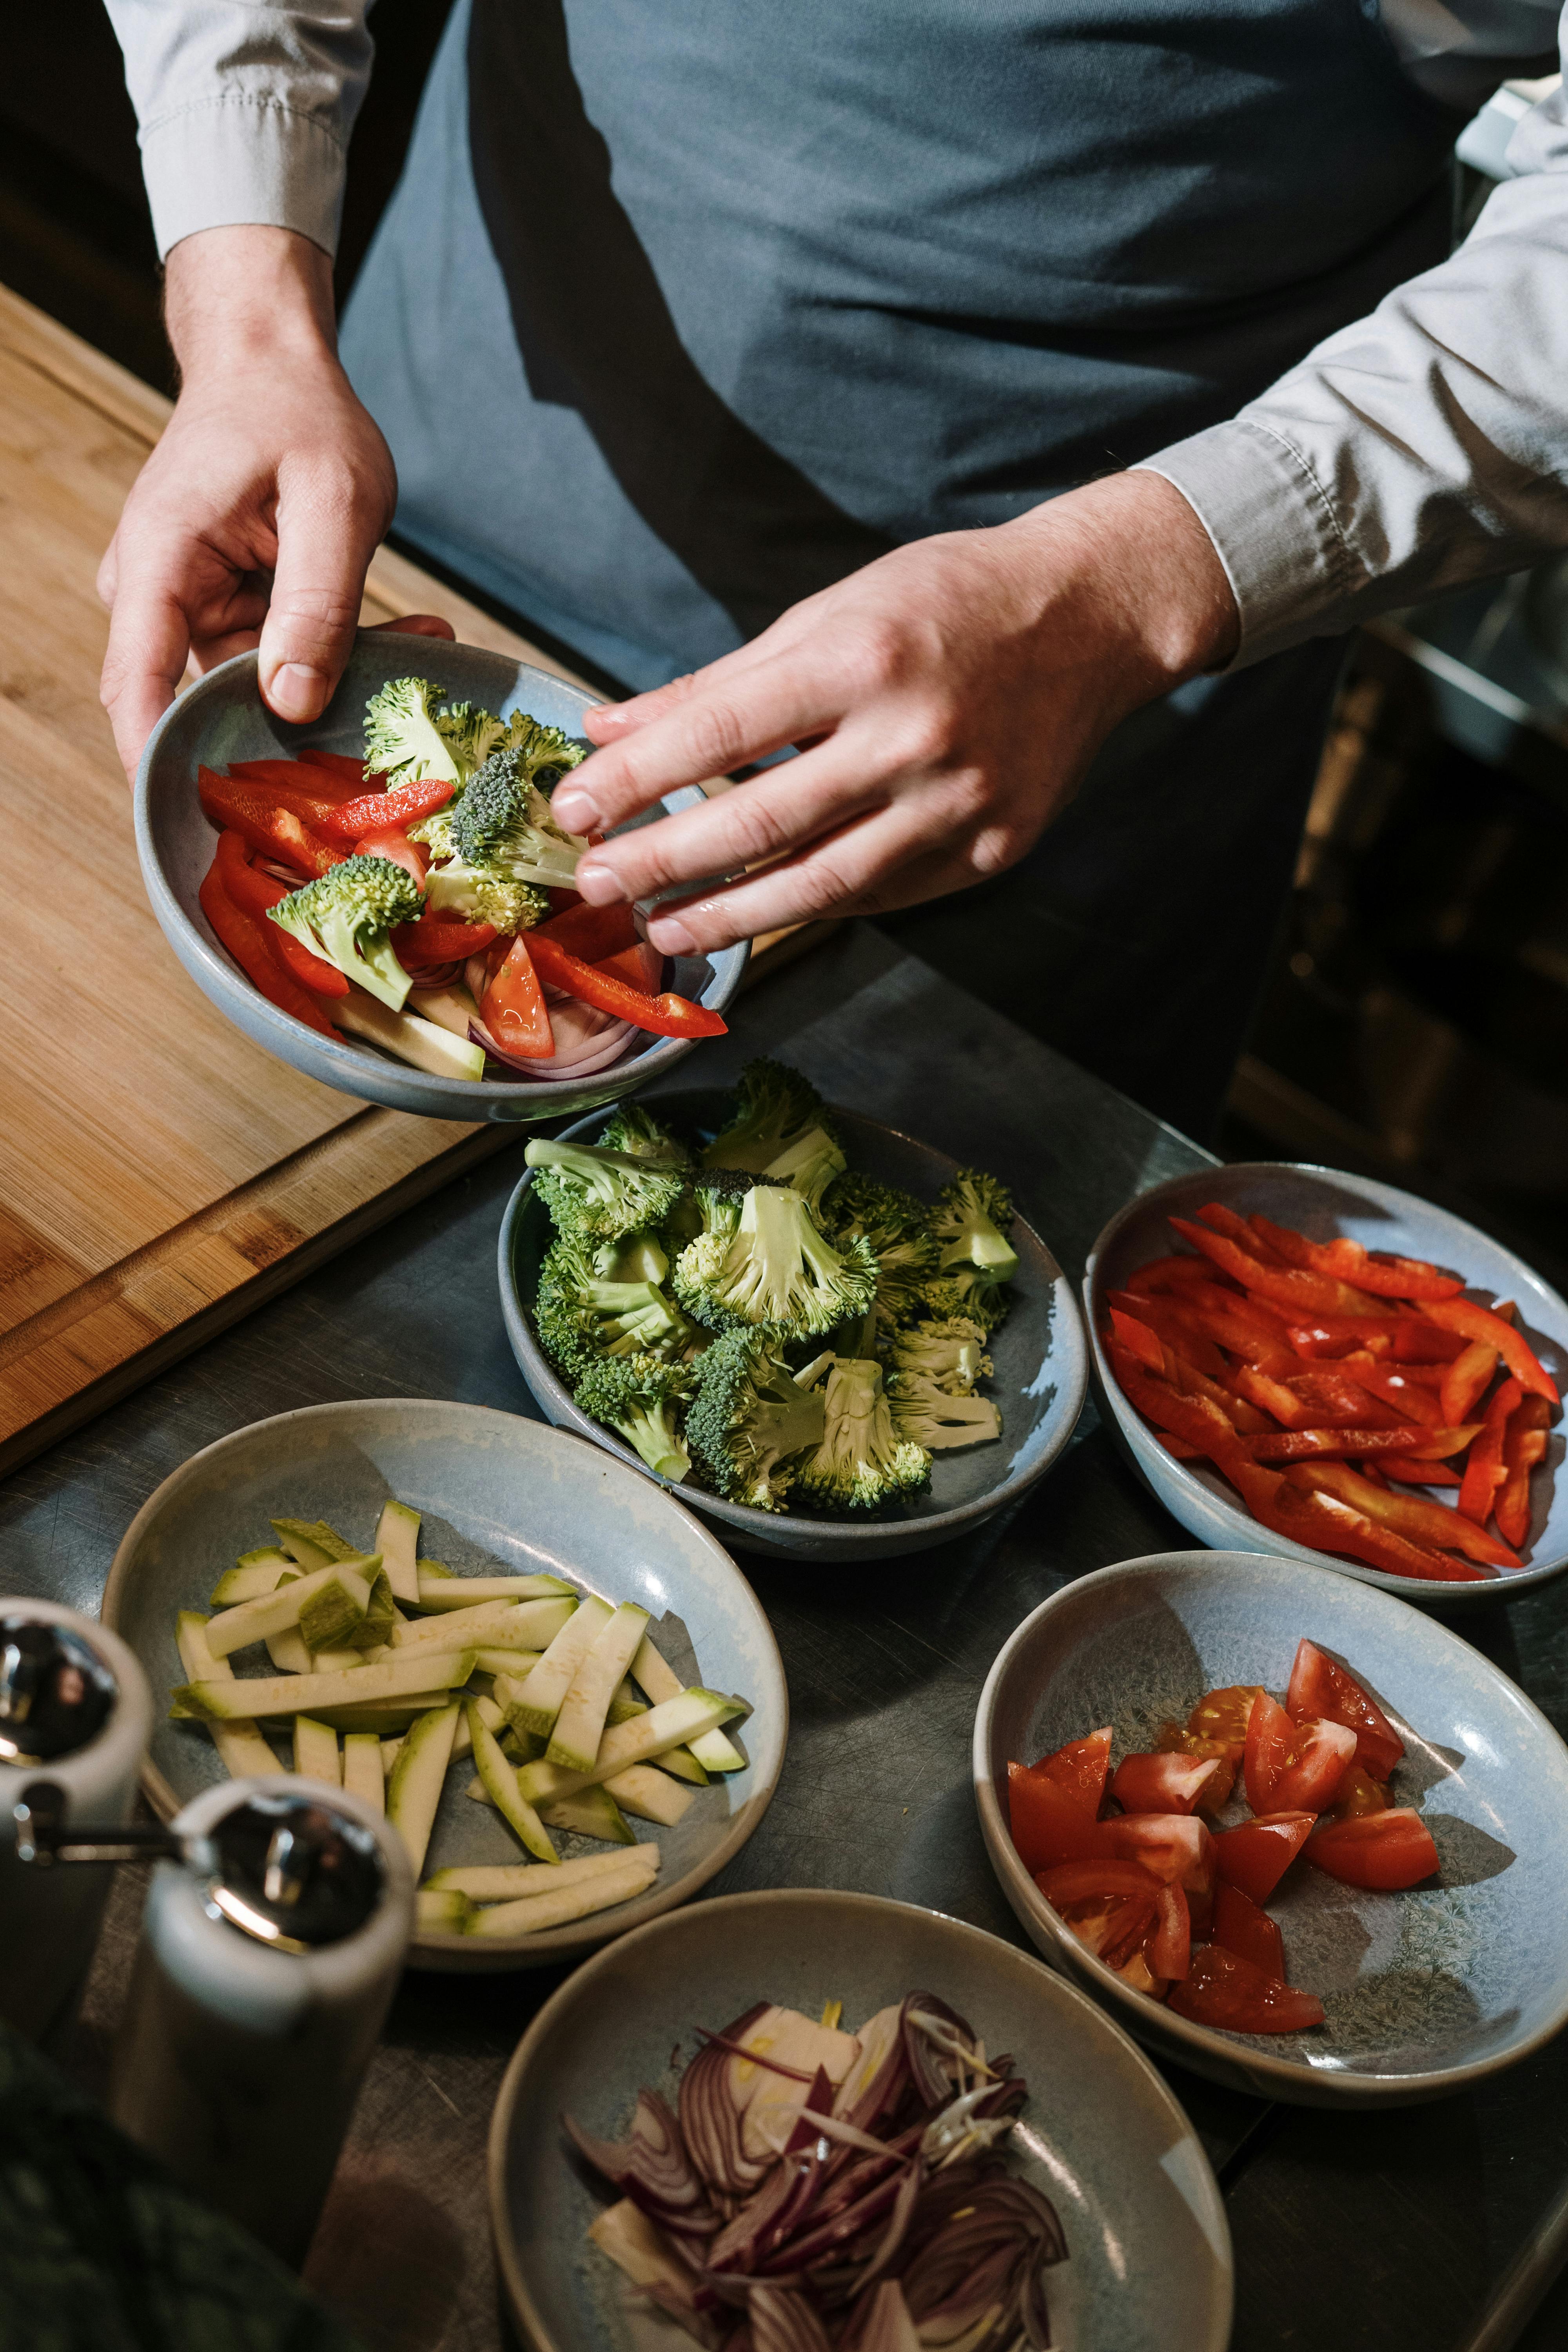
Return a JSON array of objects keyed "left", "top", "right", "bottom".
[
  {"left": 103, "top": 3, "right": 374, "bottom": 260},
  {"left": 1140, "top": 29, "right": 1568, "bottom": 666}
]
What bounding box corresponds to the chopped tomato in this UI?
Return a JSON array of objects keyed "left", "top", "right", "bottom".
[
  {"left": 1109, "top": 1750, "right": 1221, "bottom": 1817},
  {"left": 1007, "top": 1763, "right": 1107, "bottom": 1872},
  {"left": 1284, "top": 1639, "right": 1404, "bottom": 1780},
  {"left": 1327, "top": 1764, "right": 1389, "bottom": 1822},
  {"left": 1243, "top": 1689, "right": 1298, "bottom": 1813},
  {"left": 1098, "top": 1813, "right": 1215, "bottom": 1907},
  {"left": 1033, "top": 1859, "right": 1163, "bottom": 1966},
  {"left": 1168, "top": 1944, "right": 1325, "bottom": 2034},
  {"left": 479, "top": 934, "right": 554, "bottom": 1060},
  {"left": 356, "top": 825, "right": 428, "bottom": 889},
  {"left": 1304, "top": 1808, "right": 1439, "bottom": 1891},
  {"left": 1272, "top": 1718, "right": 1358, "bottom": 1813},
  {"left": 1154, "top": 1723, "right": 1240, "bottom": 1813},
  {"left": 1187, "top": 1686, "right": 1264, "bottom": 1751},
  {"left": 1149, "top": 1879, "right": 1192, "bottom": 1980},
  {"left": 1024, "top": 1728, "right": 1112, "bottom": 1815},
  {"left": 1212, "top": 1811, "right": 1316, "bottom": 1904},
  {"left": 1210, "top": 1880, "right": 1285, "bottom": 1979}
]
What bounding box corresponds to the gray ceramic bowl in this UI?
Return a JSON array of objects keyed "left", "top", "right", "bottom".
[
  {"left": 499, "top": 1089, "right": 1089, "bottom": 1562},
  {"left": 488, "top": 1888, "right": 1232, "bottom": 2352},
  {"left": 1085, "top": 1161, "right": 1567, "bottom": 1604},
  {"left": 975, "top": 1549, "right": 1568, "bottom": 2104},
  {"left": 101, "top": 1398, "right": 786, "bottom": 1969},
  {"left": 134, "top": 635, "right": 748, "bottom": 1122}
]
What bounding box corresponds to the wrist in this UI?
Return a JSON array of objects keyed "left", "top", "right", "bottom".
[{"left": 165, "top": 226, "right": 339, "bottom": 384}]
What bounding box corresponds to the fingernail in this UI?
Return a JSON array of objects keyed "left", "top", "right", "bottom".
[
  {"left": 573, "top": 860, "right": 626, "bottom": 906},
  {"left": 648, "top": 914, "right": 696, "bottom": 956},
  {"left": 269, "top": 662, "right": 325, "bottom": 720},
  {"left": 553, "top": 788, "right": 599, "bottom": 831}
]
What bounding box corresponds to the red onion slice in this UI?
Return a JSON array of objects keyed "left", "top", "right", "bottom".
[{"left": 748, "top": 2285, "right": 834, "bottom": 2352}]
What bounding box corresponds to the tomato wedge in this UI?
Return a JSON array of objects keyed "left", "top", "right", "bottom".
[
  {"left": 1007, "top": 1762, "right": 1106, "bottom": 1873},
  {"left": 1033, "top": 1859, "right": 1161, "bottom": 1962},
  {"left": 1149, "top": 1879, "right": 1191, "bottom": 1980},
  {"left": 1188, "top": 1687, "right": 1263, "bottom": 1749},
  {"left": 1155, "top": 1723, "right": 1241, "bottom": 1812},
  {"left": 1210, "top": 1880, "right": 1285, "bottom": 1979},
  {"left": 1168, "top": 1944, "right": 1325, "bottom": 2034},
  {"left": 1212, "top": 1811, "right": 1316, "bottom": 1904},
  {"left": 1284, "top": 1639, "right": 1404, "bottom": 1780},
  {"left": 1272, "top": 1718, "right": 1358, "bottom": 1813},
  {"left": 1024, "top": 1728, "right": 1112, "bottom": 1814},
  {"left": 1109, "top": 1750, "right": 1221, "bottom": 1817},
  {"left": 1326, "top": 1764, "right": 1389, "bottom": 1822},
  {"left": 1243, "top": 1689, "right": 1297, "bottom": 1813},
  {"left": 1304, "top": 1808, "right": 1439, "bottom": 1890},
  {"left": 479, "top": 935, "right": 555, "bottom": 1060},
  {"left": 1098, "top": 1813, "right": 1215, "bottom": 1908}
]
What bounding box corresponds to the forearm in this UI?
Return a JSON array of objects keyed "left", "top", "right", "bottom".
[{"left": 164, "top": 225, "right": 339, "bottom": 381}]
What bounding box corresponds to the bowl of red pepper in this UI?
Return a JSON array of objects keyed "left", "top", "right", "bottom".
[
  {"left": 1083, "top": 1162, "right": 1567, "bottom": 1604},
  {"left": 134, "top": 633, "right": 748, "bottom": 1123}
]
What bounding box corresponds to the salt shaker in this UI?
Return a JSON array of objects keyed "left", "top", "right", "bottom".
[
  {"left": 0, "top": 1598, "right": 153, "bottom": 2045},
  {"left": 107, "top": 1775, "right": 414, "bottom": 2265}
]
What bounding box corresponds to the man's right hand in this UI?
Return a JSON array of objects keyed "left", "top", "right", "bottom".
[{"left": 98, "top": 225, "right": 399, "bottom": 780}]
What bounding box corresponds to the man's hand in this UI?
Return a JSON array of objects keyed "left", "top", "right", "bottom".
[
  {"left": 98, "top": 225, "right": 403, "bottom": 780},
  {"left": 550, "top": 472, "right": 1240, "bottom": 953}
]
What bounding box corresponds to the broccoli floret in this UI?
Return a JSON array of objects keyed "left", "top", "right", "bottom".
[
  {"left": 887, "top": 1316, "right": 992, "bottom": 1394},
  {"left": 756, "top": 1122, "right": 846, "bottom": 1216},
  {"left": 593, "top": 1229, "right": 670, "bottom": 1285},
  {"left": 794, "top": 1357, "right": 931, "bottom": 1510},
  {"left": 434, "top": 700, "right": 510, "bottom": 779},
  {"left": 534, "top": 1235, "right": 699, "bottom": 1379},
  {"left": 268, "top": 854, "right": 421, "bottom": 1011},
  {"left": 363, "top": 677, "right": 467, "bottom": 789},
  {"left": 887, "top": 1368, "right": 1001, "bottom": 1451},
  {"left": 597, "top": 1102, "right": 690, "bottom": 1167},
  {"left": 573, "top": 1352, "right": 692, "bottom": 1482},
  {"left": 673, "top": 1176, "right": 877, "bottom": 1340},
  {"left": 823, "top": 1172, "right": 938, "bottom": 1333},
  {"left": 501, "top": 712, "right": 587, "bottom": 794},
  {"left": 420, "top": 745, "right": 586, "bottom": 922},
  {"left": 923, "top": 1169, "right": 1019, "bottom": 1330},
  {"left": 404, "top": 806, "right": 551, "bottom": 934},
  {"left": 703, "top": 1059, "right": 839, "bottom": 1176},
  {"left": 526, "top": 1137, "right": 688, "bottom": 1242},
  {"left": 685, "top": 1328, "right": 827, "bottom": 1511}
]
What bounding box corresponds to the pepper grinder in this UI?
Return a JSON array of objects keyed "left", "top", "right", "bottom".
[
  {"left": 103, "top": 1775, "right": 413, "bottom": 2266},
  {"left": 0, "top": 1598, "right": 153, "bottom": 2045}
]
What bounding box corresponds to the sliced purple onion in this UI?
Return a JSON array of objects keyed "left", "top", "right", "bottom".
[
  {"left": 832, "top": 2006, "right": 909, "bottom": 2137},
  {"left": 563, "top": 2090, "right": 718, "bottom": 2231},
  {"left": 680, "top": 2003, "right": 776, "bottom": 2202},
  {"left": 900, "top": 1994, "right": 984, "bottom": 2111},
  {"left": 842, "top": 2279, "right": 922, "bottom": 2352},
  {"left": 695, "top": 2026, "right": 818, "bottom": 2084},
  {"left": 747, "top": 2285, "right": 834, "bottom": 2352}
]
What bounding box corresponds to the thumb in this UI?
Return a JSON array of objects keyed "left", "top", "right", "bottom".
[{"left": 258, "top": 467, "right": 384, "bottom": 724}]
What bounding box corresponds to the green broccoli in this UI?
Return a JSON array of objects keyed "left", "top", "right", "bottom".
[
  {"left": 501, "top": 712, "right": 587, "bottom": 795},
  {"left": 363, "top": 677, "right": 467, "bottom": 789},
  {"left": 673, "top": 1174, "right": 877, "bottom": 1339},
  {"left": 924, "top": 1169, "right": 1019, "bottom": 1331},
  {"left": 685, "top": 1328, "right": 827, "bottom": 1511},
  {"left": 597, "top": 1102, "right": 690, "bottom": 1167},
  {"left": 534, "top": 1233, "right": 695, "bottom": 1378},
  {"left": 434, "top": 699, "right": 510, "bottom": 778},
  {"left": 408, "top": 802, "right": 550, "bottom": 934},
  {"left": 823, "top": 1172, "right": 938, "bottom": 1333},
  {"left": 525, "top": 1136, "right": 688, "bottom": 1243},
  {"left": 593, "top": 1229, "right": 670, "bottom": 1285},
  {"left": 703, "top": 1059, "right": 838, "bottom": 1175},
  {"left": 573, "top": 1352, "right": 692, "bottom": 1482},
  {"left": 887, "top": 1316, "right": 993, "bottom": 1394},
  {"left": 887, "top": 1368, "right": 1001, "bottom": 1450},
  {"left": 793, "top": 1357, "right": 931, "bottom": 1510},
  {"left": 267, "top": 854, "right": 421, "bottom": 1011},
  {"left": 418, "top": 745, "right": 586, "bottom": 926}
]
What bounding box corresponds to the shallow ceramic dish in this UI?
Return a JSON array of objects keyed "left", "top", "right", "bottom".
[
  {"left": 489, "top": 1888, "right": 1232, "bottom": 2352},
  {"left": 975, "top": 1549, "right": 1568, "bottom": 2104},
  {"left": 1085, "top": 1161, "right": 1567, "bottom": 1604},
  {"left": 499, "top": 1088, "right": 1088, "bottom": 1563},
  {"left": 134, "top": 635, "right": 748, "bottom": 1122},
  {"left": 102, "top": 1398, "right": 786, "bottom": 1969}
]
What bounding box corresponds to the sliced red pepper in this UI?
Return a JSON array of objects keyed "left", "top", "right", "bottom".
[
  {"left": 1283, "top": 1371, "right": 1407, "bottom": 1430},
  {"left": 1165, "top": 1290, "right": 1299, "bottom": 1377},
  {"left": 1127, "top": 1254, "right": 1232, "bottom": 1298},
  {"left": 1107, "top": 1307, "right": 1164, "bottom": 1374},
  {"left": 597, "top": 940, "right": 665, "bottom": 993},
  {"left": 524, "top": 930, "right": 727, "bottom": 1038},
  {"left": 198, "top": 769, "right": 342, "bottom": 878},
  {"left": 1335, "top": 1359, "right": 1443, "bottom": 1426},
  {"left": 317, "top": 777, "right": 455, "bottom": 838},
  {"left": 1421, "top": 1298, "right": 1558, "bottom": 1405},
  {"left": 1285, "top": 1460, "right": 1519, "bottom": 1569},
  {"left": 198, "top": 862, "right": 338, "bottom": 1038},
  {"left": 1107, "top": 1289, "right": 1228, "bottom": 1377},
  {"left": 1495, "top": 1395, "right": 1552, "bottom": 1549},
  {"left": 1170, "top": 1215, "right": 1385, "bottom": 1317},
  {"left": 1159, "top": 1347, "right": 1273, "bottom": 1436},
  {"left": 221, "top": 760, "right": 359, "bottom": 820},
  {"left": 1249, "top": 1424, "right": 1477, "bottom": 1463},
  {"left": 1197, "top": 1201, "right": 1290, "bottom": 1256},
  {"left": 1439, "top": 1339, "right": 1498, "bottom": 1429},
  {"left": 298, "top": 748, "right": 378, "bottom": 785},
  {"left": 480, "top": 933, "right": 555, "bottom": 1059},
  {"left": 535, "top": 898, "right": 641, "bottom": 960},
  {"left": 213, "top": 831, "right": 348, "bottom": 996},
  {"left": 1246, "top": 1212, "right": 1463, "bottom": 1301},
  {"left": 1377, "top": 1455, "right": 1463, "bottom": 1487},
  {"left": 1457, "top": 1377, "right": 1523, "bottom": 1525},
  {"left": 391, "top": 913, "right": 499, "bottom": 966}
]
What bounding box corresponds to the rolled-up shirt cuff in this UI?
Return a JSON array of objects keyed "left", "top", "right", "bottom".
[
  {"left": 139, "top": 94, "right": 348, "bottom": 260},
  {"left": 1134, "top": 422, "right": 1365, "bottom": 670}
]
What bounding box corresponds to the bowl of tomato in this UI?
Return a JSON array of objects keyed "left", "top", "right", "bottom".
[{"left": 973, "top": 1549, "right": 1568, "bottom": 2104}]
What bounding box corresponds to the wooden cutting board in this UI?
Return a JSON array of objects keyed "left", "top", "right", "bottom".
[{"left": 0, "top": 283, "right": 813, "bottom": 1477}]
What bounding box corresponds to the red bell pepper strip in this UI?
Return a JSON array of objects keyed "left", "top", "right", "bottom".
[
  {"left": 1285, "top": 1459, "right": 1519, "bottom": 1569},
  {"left": 597, "top": 940, "right": 665, "bottom": 993},
  {"left": 198, "top": 769, "right": 343, "bottom": 877},
  {"left": 1170, "top": 1216, "right": 1385, "bottom": 1316},
  {"left": 1106, "top": 1289, "right": 1227, "bottom": 1377},
  {"left": 1457, "top": 1377, "right": 1523, "bottom": 1524},
  {"left": 391, "top": 913, "right": 499, "bottom": 965},
  {"left": 316, "top": 777, "right": 455, "bottom": 839},
  {"left": 1377, "top": 1455, "right": 1462, "bottom": 1487},
  {"left": 198, "top": 862, "right": 339, "bottom": 1038},
  {"left": 1333, "top": 1357, "right": 1443, "bottom": 1425},
  {"left": 298, "top": 748, "right": 377, "bottom": 785},
  {"left": 1249, "top": 1423, "right": 1477, "bottom": 1464},
  {"left": 1196, "top": 1201, "right": 1291, "bottom": 1258},
  {"left": 213, "top": 831, "right": 348, "bottom": 996},
  {"left": 1127, "top": 1254, "right": 1230, "bottom": 1298},
  {"left": 1419, "top": 1297, "right": 1558, "bottom": 1405},
  {"left": 524, "top": 931, "right": 727, "bottom": 1038},
  {"left": 1282, "top": 1371, "right": 1407, "bottom": 1430},
  {"left": 1439, "top": 1339, "right": 1498, "bottom": 1428},
  {"left": 1495, "top": 1395, "right": 1552, "bottom": 1549},
  {"left": 535, "top": 898, "right": 641, "bottom": 960},
  {"left": 354, "top": 826, "right": 428, "bottom": 888},
  {"left": 1162, "top": 1289, "right": 1299, "bottom": 1377},
  {"left": 1107, "top": 1307, "right": 1163, "bottom": 1374},
  {"left": 1246, "top": 1211, "right": 1463, "bottom": 1301},
  {"left": 221, "top": 760, "right": 360, "bottom": 820},
  {"left": 479, "top": 934, "right": 554, "bottom": 1059},
  {"left": 1155, "top": 1345, "right": 1273, "bottom": 1436}
]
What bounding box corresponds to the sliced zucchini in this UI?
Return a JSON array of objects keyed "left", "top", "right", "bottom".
[
  {"left": 503, "top": 1595, "right": 612, "bottom": 1740},
  {"left": 374, "top": 1498, "right": 423, "bottom": 1606},
  {"left": 308, "top": 1698, "right": 448, "bottom": 1733},
  {"left": 341, "top": 1732, "right": 385, "bottom": 1814},
  {"left": 391, "top": 1595, "right": 574, "bottom": 1653},
  {"left": 548, "top": 1603, "right": 651, "bottom": 1772},
  {"left": 343, "top": 1567, "right": 398, "bottom": 1652},
  {"left": 271, "top": 1517, "right": 360, "bottom": 1569},
  {"left": 538, "top": 1784, "right": 635, "bottom": 1844},
  {"left": 653, "top": 1747, "right": 709, "bottom": 1789},
  {"left": 173, "top": 1648, "right": 476, "bottom": 1721},
  {"left": 470, "top": 1645, "right": 543, "bottom": 1679},
  {"left": 293, "top": 1715, "right": 341, "bottom": 1786},
  {"left": 205, "top": 1557, "right": 373, "bottom": 1660},
  {"left": 515, "top": 1689, "right": 746, "bottom": 1807},
  {"left": 336, "top": 991, "right": 486, "bottom": 1083},
  {"left": 386, "top": 1701, "right": 461, "bottom": 1876},
  {"left": 174, "top": 1612, "right": 278, "bottom": 1780},
  {"left": 415, "top": 1572, "right": 575, "bottom": 1612},
  {"left": 415, "top": 1887, "right": 474, "bottom": 1934},
  {"left": 209, "top": 1551, "right": 294, "bottom": 1607},
  {"left": 465, "top": 1857, "right": 657, "bottom": 1936},
  {"left": 631, "top": 1632, "right": 747, "bottom": 1773},
  {"left": 425, "top": 1846, "right": 658, "bottom": 1900},
  {"left": 603, "top": 1765, "right": 697, "bottom": 1827},
  {"left": 466, "top": 1701, "right": 556, "bottom": 1863}
]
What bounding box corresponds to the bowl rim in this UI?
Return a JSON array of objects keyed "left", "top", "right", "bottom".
[
  {"left": 132, "top": 639, "right": 750, "bottom": 1114},
  {"left": 100, "top": 1395, "right": 788, "bottom": 1966},
  {"left": 497, "top": 1088, "right": 1090, "bottom": 1550},
  {"left": 972, "top": 1546, "right": 1568, "bottom": 2103},
  {"left": 486, "top": 1884, "right": 1234, "bottom": 2352},
  {"left": 1083, "top": 1159, "right": 1568, "bottom": 1605}
]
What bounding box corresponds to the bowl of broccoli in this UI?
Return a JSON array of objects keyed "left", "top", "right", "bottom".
[
  {"left": 497, "top": 1061, "right": 1089, "bottom": 1561},
  {"left": 134, "top": 632, "right": 748, "bottom": 1121}
]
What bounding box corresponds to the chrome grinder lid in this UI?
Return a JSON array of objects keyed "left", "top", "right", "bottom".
[
  {"left": 200, "top": 1791, "right": 386, "bottom": 1952},
  {"left": 0, "top": 1615, "right": 118, "bottom": 1766}
]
